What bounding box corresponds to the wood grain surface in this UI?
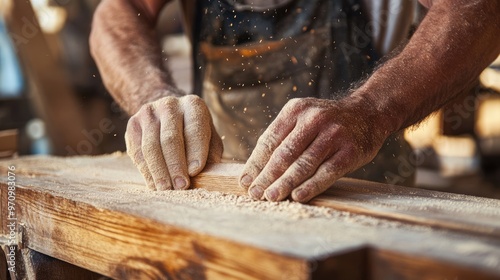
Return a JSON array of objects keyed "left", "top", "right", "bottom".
[
  {"left": 1, "top": 154, "right": 500, "bottom": 279},
  {"left": 194, "top": 162, "right": 500, "bottom": 238}
]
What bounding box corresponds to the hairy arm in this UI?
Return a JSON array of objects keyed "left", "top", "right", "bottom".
[
  {"left": 361, "top": 0, "right": 500, "bottom": 133},
  {"left": 240, "top": 0, "right": 500, "bottom": 203},
  {"left": 90, "top": 0, "right": 182, "bottom": 114}
]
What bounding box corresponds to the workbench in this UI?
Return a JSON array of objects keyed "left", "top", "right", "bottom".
[{"left": 1, "top": 153, "right": 500, "bottom": 279}]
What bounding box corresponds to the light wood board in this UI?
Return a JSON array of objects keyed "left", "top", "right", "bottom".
[
  {"left": 194, "top": 162, "right": 500, "bottom": 238},
  {"left": 1, "top": 154, "right": 500, "bottom": 279}
]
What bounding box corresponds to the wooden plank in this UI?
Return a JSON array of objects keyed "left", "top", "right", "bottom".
[
  {"left": 194, "top": 163, "right": 500, "bottom": 238},
  {"left": 1, "top": 154, "right": 500, "bottom": 278},
  {"left": 0, "top": 130, "right": 17, "bottom": 158}
]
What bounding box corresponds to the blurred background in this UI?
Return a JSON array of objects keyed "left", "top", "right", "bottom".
[{"left": 0, "top": 0, "right": 499, "bottom": 198}]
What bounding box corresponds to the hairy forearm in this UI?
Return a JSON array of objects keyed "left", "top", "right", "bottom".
[
  {"left": 356, "top": 0, "right": 500, "bottom": 134},
  {"left": 90, "top": 0, "right": 183, "bottom": 115}
]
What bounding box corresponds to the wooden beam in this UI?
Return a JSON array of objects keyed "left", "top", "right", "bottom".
[
  {"left": 1, "top": 154, "right": 500, "bottom": 278},
  {"left": 0, "top": 130, "right": 17, "bottom": 158},
  {"left": 2, "top": 0, "right": 86, "bottom": 155}
]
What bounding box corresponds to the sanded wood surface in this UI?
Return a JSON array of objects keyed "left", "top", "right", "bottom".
[
  {"left": 194, "top": 162, "right": 500, "bottom": 238},
  {"left": 1, "top": 154, "right": 500, "bottom": 279}
]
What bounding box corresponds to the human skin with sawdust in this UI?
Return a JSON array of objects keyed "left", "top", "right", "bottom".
[{"left": 90, "top": 0, "right": 500, "bottom": 203}]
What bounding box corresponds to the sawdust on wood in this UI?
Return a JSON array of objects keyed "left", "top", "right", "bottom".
[{"left": 2, "top": 153, "right": 500, "bottom": 270}]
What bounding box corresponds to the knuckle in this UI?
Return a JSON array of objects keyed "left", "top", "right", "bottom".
[
  {"left": 275, "top": 143, "right": 296, "bottom": 163},
  {"left": 160, "top": 129, "right": 178, "bottom": 144},
  {"left": 322, "top": 160, "right": 344, "bottom": 177},
  {"left": 286, "top": 98, "right": 301, "bottom": 107},
  {"left": 322, "top": 161, "right": 336, "bottom": 174},
  {"left": 292, "top": 97, "right": 316, "bottom": 108},
  {"left": 182, "top": 94, "right": 202, "bottom": 105},
  {"left": 284, "top": 98, "right": 302, "bottom": 112},
  {"left": 159, "top": 95, "right": 177, "bottom": 104},
  {"left": 140, "top": 103, "right": 155, "bottom": 115},
  {"left": 158, "top": 97, "right": 180, "bottom": 112},
  {"left": 309, "top": 143, "right": 329, "bottom": 159},
  {"left": 258, "top": 132, "right": 281, "bottom": 154},
  {"left": 294, "top": 156, "right": 317, "bottom": 177},
  {"left": 137, "top": 105, "right": 159, "bottom": 125},
  {"left": 167, "top": 163, "right": 183, "bottom": 174},
  {"left": 314, "top": 110, "right": 329, "bottom": 123},
  {"left": 183, "top": 97, "right": 210, "bottom": 119}
]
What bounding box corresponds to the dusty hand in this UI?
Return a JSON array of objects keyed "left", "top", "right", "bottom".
[
  {"left": 126, "top": 95, "right": 223, "bottom": 190},
  {"left": 239, "top": 97, "right": 389, "bottom": 203}
]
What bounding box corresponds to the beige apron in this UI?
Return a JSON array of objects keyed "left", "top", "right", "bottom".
[{"left": 189, "top": 0, "right": 415, "bottom": 186}]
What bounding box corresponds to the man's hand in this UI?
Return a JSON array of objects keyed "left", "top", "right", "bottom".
[
  {"left": 126, "top": 95, "right": 223, "bottom": 190},
  {"left": 237, "top": 0, "right": 500, "bottom": 203},
  {"left": 239, "top": 97, "right": 389, "bottom": 203}
]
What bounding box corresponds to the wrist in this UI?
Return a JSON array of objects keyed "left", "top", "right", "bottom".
[
  {"left": 343, "top": 87, "right": 402, "bottom": 141},
  {"left": 127, "top": 86, "right": 185, "bottom": 115}
]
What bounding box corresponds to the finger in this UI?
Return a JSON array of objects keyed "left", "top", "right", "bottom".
[
  {"left": 206, "top": 121, "right": 223, "bottom": 164},
  {"left": 248, "top": 124, "right": 318, "bottom": 200},
  {"left": 291, "top": 150, "right": 352, "bottom": 203},
  {"left": 125, "top": 117, "right": 155, "bottom": 190},
  {"left": 179, "top": 95, "right": 212, "bottom": 176},
  {"left": 239, "top": 100, "right": 299, "bottom": 192},
  {"left": 157, "top": 99, "right": 190, "bottom": 190},
  {"left": 139, "top": 105, "right": 172, "bottom": 191},
  {"left": 242, "top": 121, "right": 294, "bottom": 199},
  {"left": 263, "top": 133, "right": 337, "bottom": 202}
]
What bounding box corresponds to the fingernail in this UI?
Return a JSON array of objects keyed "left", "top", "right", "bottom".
[
  {"left": 249, "top": 186, "right": 263, "bottom": 199},
  {"left": 174, "top": 176, "right": 188, "bottom": 190},
  {"left": 240, "top": 175, "right": 253, "bottom": 188},
  {"left": 188, "top": 160, "right": 200, "bottom": 174},
  {"left": 266, "top": 188, "right": 279, "bottom": 201},
  {"left": 295, "top": 189, "right": 309, "bottom": 201}
]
